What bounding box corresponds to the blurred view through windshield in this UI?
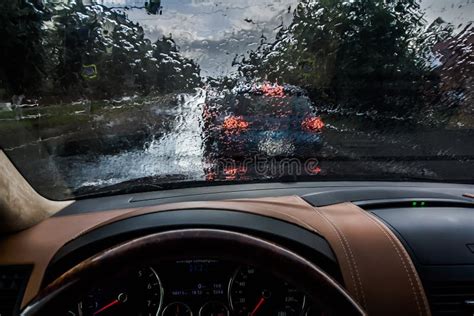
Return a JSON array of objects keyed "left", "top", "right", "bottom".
[{"left": 0, "top": 0, "right": 472, "bottom": 199}]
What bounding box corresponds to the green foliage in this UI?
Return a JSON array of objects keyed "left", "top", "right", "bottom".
[
  {"left": 237, "top": 0, "right": 439, "bottom": 117},
  {"left": 1, "top": 1, "right": 201, "bottom": 102},
  {"left": 0, "top": 0, "right": 46, "bottom": 97},
  {"left": 45, "top": 3, "right": 201, "bottom": 100},
  {"left": 152, "top": 36, "right": 202, "bottom": 93}
]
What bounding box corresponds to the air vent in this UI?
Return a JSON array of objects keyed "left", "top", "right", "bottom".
[
  {"left": 429, "top": 282, "right": 474, "bottom": 315},
  {"left": 0, "top": 265, "right": 31, "bottom": 316}
]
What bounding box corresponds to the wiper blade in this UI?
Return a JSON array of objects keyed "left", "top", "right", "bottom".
[{"left": 72, "top": 177, "right": 169, "bottom": 199}]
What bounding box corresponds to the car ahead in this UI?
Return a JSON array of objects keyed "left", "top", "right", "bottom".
[{"left": 202, "top": 82, "right": 325, "bottom": 160}]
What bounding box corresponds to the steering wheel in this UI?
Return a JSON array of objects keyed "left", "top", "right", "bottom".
[{"left": 21, "top": 229, "right": 366, "bottom": 315}]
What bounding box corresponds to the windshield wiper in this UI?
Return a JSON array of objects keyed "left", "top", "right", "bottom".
[{"left": 72, "top": 177, "right": 168, "bottom": 199}]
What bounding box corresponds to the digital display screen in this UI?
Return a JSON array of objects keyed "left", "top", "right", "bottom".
[
  {"left": 168, "top": 260, "right": 226, "bottom": 297},
  {"left": 157, "top": 259, "right": 236, "bottom": 311}
]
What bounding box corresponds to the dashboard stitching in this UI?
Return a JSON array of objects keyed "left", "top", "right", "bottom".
[
  {"left": 316, "top": 208, "right": 368, "bottom": 310},
  {"left": 313, "top": 207, "right": 366, "bottom": 309},
  {"left": 354, "top": 205, "right": 425, "bottom": 316},
  {"left": 363, "top": 209, "right": 431, "bottom": 315},
  {"left": 401, "top": 246, "right": 431, "bottom": 315},
  {"left": 319, "top": 213, "right": 368, "bottom": 310}
]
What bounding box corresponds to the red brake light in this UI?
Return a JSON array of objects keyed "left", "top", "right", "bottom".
[
  {"left": 223, "top": 116, "right": 249, "bottom": 130},
  {"left": 224, "top": 166, "right": 248, "bottom": 180},
  {"left": 302, "top": 116, "right": 324, "bottom": 132},
  {"left": 261, "top": 83, "right": 285, "bottom": 97}
]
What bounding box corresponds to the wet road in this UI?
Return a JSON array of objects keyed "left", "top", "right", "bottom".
[
  {"left": 68, "top": 91, "right": 208, "bottom": 189},
  {"left": 2, "top": 88, "right": 473, "bottom": 199},
  {"left": 3, "top": 90, "right": 209, "bottom": 196}
]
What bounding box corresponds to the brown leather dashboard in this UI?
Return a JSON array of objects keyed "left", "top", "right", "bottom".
[{"left": 0, "top": 196, "right": 431, "bottom": 315}]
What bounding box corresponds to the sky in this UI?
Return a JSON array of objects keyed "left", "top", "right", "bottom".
[
  {"left": 105, "top": 0, "right": 473, "bottom": 77},
  {"left": 126, "top": 0, "right": 297, "bottom": 77}
]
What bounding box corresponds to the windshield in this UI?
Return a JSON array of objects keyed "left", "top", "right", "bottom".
[{"left": 0, "top": 0, "right": 472, "bottom": 200}]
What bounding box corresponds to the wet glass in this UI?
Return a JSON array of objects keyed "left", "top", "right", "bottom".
[{"left": 0, "top": 0, "right": 472, "bottom": 199}]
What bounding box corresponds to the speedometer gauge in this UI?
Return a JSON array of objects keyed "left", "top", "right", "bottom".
[{"left": 229, "top": 265, "right": 305, "bottom": 316}]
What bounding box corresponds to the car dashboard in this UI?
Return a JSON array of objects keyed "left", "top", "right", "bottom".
[{"left": 0, "top": 182, "right": 473, "bottom": 316}]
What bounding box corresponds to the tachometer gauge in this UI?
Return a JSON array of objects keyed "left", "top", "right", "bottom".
[
  {"left": 70, "top": 266, "right": 163, "bottom": 316},
  {"left": 229, "top": 265, "right": 305, "bottom": 316},
  {"left": 136, "top": 267, "right": 164, "bottom": 316}
]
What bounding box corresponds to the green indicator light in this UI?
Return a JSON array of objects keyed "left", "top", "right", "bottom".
[
  {"left": 421, "top": 201, "right": 426, "bottom": 206},
  {"left": 412, "top": 201, "right": 417, "bottom": 207}
]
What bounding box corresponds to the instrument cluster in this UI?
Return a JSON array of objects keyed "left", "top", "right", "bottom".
[{"left": 65, "top": 259, "right": 319, "bottom": 316}]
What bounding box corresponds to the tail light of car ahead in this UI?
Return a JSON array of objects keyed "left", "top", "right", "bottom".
[
  {"left": 223, "top": 116, "right": 249, "bottom": 131},
  {"left": 260, "top": 83, "right": 285, "bottom": 98},
  {"left": 302, "top": 116, "right": 324, "bottom": 132},
  {"left": 224, "top": 166, "right": 248, "bottom": 180}
]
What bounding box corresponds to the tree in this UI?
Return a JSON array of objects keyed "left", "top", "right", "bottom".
[
  {"left": 152, "top": 36, "right": 201, "bottom": 93},
  {"left": 2, "top": 1, "right": 202, "bottom": 102},
  {"left": 236, "top": 0, "right": 438, "bottom": 118},
  {"left": 0, "top": 0, "right": 46, "bottom": 99}
]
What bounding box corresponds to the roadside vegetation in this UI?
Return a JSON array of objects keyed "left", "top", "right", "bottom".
[
  {"left": 0, "top": 0, "right": 201, "bottom": 105},
  {"left": 234, "top": 0, "right": 472, "bottom": 126}
]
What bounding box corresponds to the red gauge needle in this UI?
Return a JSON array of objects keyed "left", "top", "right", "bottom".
[
  {"left": 249, "top": 297, "right": 266, "bottom": 316},
  {"left": 93, "top": 299, "right": 120, "bottom": 315}
]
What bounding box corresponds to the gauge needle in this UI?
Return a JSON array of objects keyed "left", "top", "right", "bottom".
[
  {"left": 249, "top": 297, "right": 266, "bottom": 316},
  {"left": 93, "top": 299, "right": 120, "bottom": 315}
]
